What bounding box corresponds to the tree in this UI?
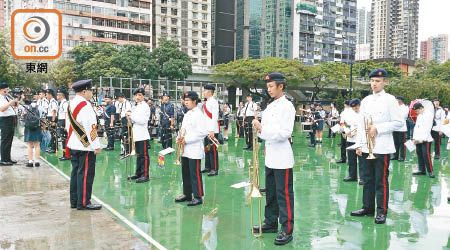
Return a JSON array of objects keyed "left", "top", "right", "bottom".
[
  {"left": 49, "top": 59, "right": 77, "bottom": 88},
  {"left": 0, "top": 29, "right": 21, "bottom": 85},
  {"left": 305, "top": 62, "right": 349, "bottom": 101},
  {"left": 111, "top": 45, "right": 158, "bottom": 79},
  {"left": 353, "top": 60, "right": 403, "bottom": 79},
  {"left": 81, "top": 53, "right": 127, "bottom": 85},
  {"left": 150, "top": 39, "right": 192, "bottom": 80},
  {"left": 70, "top": 44, "right": 119, "bottom": 79}
]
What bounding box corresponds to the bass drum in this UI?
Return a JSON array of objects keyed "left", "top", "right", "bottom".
[{"left": 409, "top": 99, "right": 434, "bottom": 122}]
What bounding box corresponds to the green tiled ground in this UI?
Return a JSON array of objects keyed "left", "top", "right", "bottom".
[{"left": 41, "top": 123, "right": 450, "bottom": 250}]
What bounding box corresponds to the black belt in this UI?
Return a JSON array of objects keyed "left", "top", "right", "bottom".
[{"left": 0, "top": 115, "right": 15, "bottom": 120}]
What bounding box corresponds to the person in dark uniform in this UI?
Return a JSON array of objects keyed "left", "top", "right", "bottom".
[
  {"left": 391, "top": 96, "right": 409, "bottom": 162},
  {"left": 431, "top": 98, "right": 444, "bottom": 159},
  {"left": 117, "top": 93, "right": 132, "bottom": 155},
  {"left": 243, "top": 94, "right": 258, "bottom": 150},
  {"left": 175, "top": 91, "right": 208, "bottom": 206},
  {"left": 0, "top": 83, "right": 18, "bottom": 165},
  {"left": 344, "top": 98, "right": 365, "bottom": 184},
  {"left": 103, "top": 96, "right": 116, "bottom": 150},
  {"left": 350, "top": 69, "right": 403, "bottom": 224},
  {"left": 252, "top": 73, "right": 295, "bottom": 246},
  {"left": 337, "top": 100, "right": 351, "bottom": 163},
  {"left": 46, "top": 89, "right": 58, "bottom": 153},
  {"left": 201, "top": 84, "right": 220, "bottom": 176},
  {"left": 67, "top": 79, "right": 102, "bottom": 210},
  {"left": 57, "top": 88, "right": 71, "bottom": 160},
  {"left": 126, "top": 88, "right": 151, "bottom": 183},
  {"left": 176, "top": 97, "right": 188, "bottom": 131},
  {"left": 160, "top": 93, "right": 175, "bottom": 149},
  {"left": 308, "top": 108, "right": 321, "bottom": 147},
  {"left": 236, "top": 101, "right": 245, "bottom": 138},
  {"left": 411, "top": 102, "right": 435, "bottom": 178},
  {"left": 147, "top": 99, "right": 156, "bottom": 140}
]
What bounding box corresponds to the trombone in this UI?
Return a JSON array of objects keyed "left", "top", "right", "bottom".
[
  {"left": 364, "top": 116, "right": 376, "bottom": 159},
  {"left": 121, "top": 116, "right": 136, "bottom": 180},
  {"left": 248, "top": 125, "right": 264, "bottom": 237},
  {"left": 175, "top": 128, "right": 186, "bottom": 165}
]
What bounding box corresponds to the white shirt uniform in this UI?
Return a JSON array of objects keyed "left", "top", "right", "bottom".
[
  {"left": 114, "top": 101, "right": 121, "bottom": 115},
  {"left": 330, "top": 107, "right": 339, "bottom": 118},
  {"left": 356, "top": 90, "right": 404, "bottom": 154},
  {"left": 258, "top": 95, "right": 296, "bottom": 169},
  {"left": 119, "top": 100, "right": 132, "bottom": 118},
  {"left": 180, "top": 107, "right": 209, "bottom": 159},
  {"left": 237, "top": 106, "right": 244, "bottom": 117},
  {"left": 395, "top": 103, "right": 409, "bottom": 132},
  {"left": 413, "top": 111, "right": 434, "bottom": 142},
  {"left": 0, "top": 95, "right": 16, "bottom": 117},
  {"left": 340, "top": 108, "right": 350, "bottom": 125},
  {"left": 346, "top": 109, "right": 360, "bottom": 143},
  {"left": 66, "top": 95, "right": 101, "bottom": 151},
  {"left": 130, "top": 101, "right": 150, "bottom": 142},
  {"left": 37, "top": 98, "right": 49, "bottom": 116},
  {"left": 432, "top": 107, "right": 445, "bottom": 132},
  {"left": 244, "top": 101, "right": 258, "bottom": 117},
  {"left": 203, "top": 96, "right": 219, "bottom": 133},
  {"left": 58, "top": 99, "right": 69, "bottom": 120},
  {"left": 46, "top": 98, "right": 58, "bottom": 119}
]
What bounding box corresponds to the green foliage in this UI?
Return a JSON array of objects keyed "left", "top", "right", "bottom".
[
  {"left": 0, "top": 29, "right": 21, "bottom": 85},
  {"left": 353, "top": 60, "right": 403, "bottom": 79},
  {"left": 151, "top": 39, "right": 192, "bottom": 80},
  {"left": 49, "top": 59, "right": 77, "bottom": 89},
  {"left": 386, "top": 77, "right": 450, "bottom": 105},
  {"left": 110, "top": 45, "right": 158, "bottom": 79}
]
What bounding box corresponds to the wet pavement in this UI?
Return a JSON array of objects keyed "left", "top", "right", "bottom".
[
  {"left": 0, "top": 139, "right": 149, "bottom": 250},
  {"left": 9, "top": 123, "right": 450, "bottom": 249}
]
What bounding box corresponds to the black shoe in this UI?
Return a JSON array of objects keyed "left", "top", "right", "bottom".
[
  {"left": 274, "top": 231, "right": 293, "bottom": 246},
  {"left": 136, "top": 177, "right": 149, "bottom": 183},
  {"left": 434, "top": 155, "right": 440, "bottom": 160},
  {"left": 77, "top": 203, "right": 102, "bottom": 210},
  {"left": 26, "top": 162, "right": 33, "bottom": 168},
  {"left": 208, "top": 170, "right": 218, "bottom": 176},
  {"left": 128, "top": 175, "right": 140, "bottom": 180},
  {"left": 252, "top": 222, "right": 278, "bottom": 233},
  {"left": 343, "top": 177, "right": 357, "bottom": 182},
  {"left": 9, "top": 160, "right": 17, "bottom": 164},
  {"left": 175, "top": 195, "right": 192, "bottom": 202},
  {"left": 336, "top": 160, "right": 346, "bottom": 164},
  {"left": 308, "top": 144, "right": 315, "bottom": 147},
  {"left": 34, "top": 162, "right": 40, "bottom": 167},
  {"left": 187, "top": 197, "right": 203, "bottom": 206},
  {"left": 398, "top": 158, "right": 405, "bottom": 162},
  {"left": 71, "top": 204, "right": 77, "bottom": 209},
  {"left": 375, "top": 214, "right": 387, "bottom": 224},
  {"left": 0, "top": 161, "right": 13, "bottom": 166},
  {"left": 201, "top": 169, "right": 210, "bottom": 174},
  {"left": 260, "top": 188, "right": 266, "bottom": 193},
  {"left": 448, "top": 197, "right": 450, "bottom": 202},
  {"left": 350, "top": 208, "right": 375, "bottom": 217},
  {"left": 47, "top": 150, "right": 56, "bottom": 154},
  {"left": 59, "top": 156, "right": 71, "bottom": 161},
  {"left": 104, "top": 147, "right": 114, "bottom": 151},
  {"left": 390, "top": 157, "right": 398, "bottom": 161},
  {"left": 429, "top": 172, "right": 435, "bottom": 178},
  {"left": 359, "top": 181, "right": 364, "bottom": 185},
  {"left": 412, "top": 171, "right": 426, "bottom": 175}
]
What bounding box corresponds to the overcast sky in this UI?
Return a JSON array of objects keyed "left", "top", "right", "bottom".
[{"left": 358, "top": 0, "right": 450, "bottom": 46}]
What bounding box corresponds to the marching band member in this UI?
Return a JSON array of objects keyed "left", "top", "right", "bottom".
[
  {"left": 67, "top": 79, "right": 102, "bottom": 210},
  {"left": 308, "top": 108, "right": 321, "bottom": 147},
  {"left": 103, "top": 96, "right": 116, "bottom": 151},
  {"left": 57, "top": 88, "right": 70, "bottom": 160},
  {"left": 37, "top": 89, "right": 49, "bottom": 117},
  {"left": 46, "top": 89, "right": 58, "bottom": 153},
  {"left": 336, "top": 100, "right": 351, "bottom": 164},
  {"left": 223, "top": 103, "right": 231, "bottom": 141},
  {"left": 243, "top": 94, "right": 258, "bottom": 150},
  {"left": 201, "top": 84, "right": 220, "bottom": 176},
  {"left": 117, "top": 93, "right": 132, "bottom": 155},
  {"left": 175, "top": 91, "right": 208, "bottom": 206},
  {"left": 392, "top": 96, "right": 409, "bottom": 162},
  {"left": 126, "top": 88, "right": 151, "bottom": 184},
  {"left": 236, "top": 101, "right": 245, "bottom": 138},
  {"left": 160, "top": 93, "right": 175, "bottom": 149},
  {"left": 315, "top": 103, "right": 326, "bottom": 143},
  {"left": 252, "top": 72, "right": 295, "bottom": 246},
  {"left": 327, "top": 102, "right": 339, "bottom": 138},
  {"left": 431, "top": 98, "right": 444, "bottom": 159},
  {"left": 411, "top": 102, "right": 435, "bottom": 178},
  {"left": 344, "top": 98, "right": 364, "bottom": 184},
  {"left": 350, "top": 69, "right": 403, "bottom": 224},
  {"left": 0, "top": 83, "right": 18, "bottom": 166}
]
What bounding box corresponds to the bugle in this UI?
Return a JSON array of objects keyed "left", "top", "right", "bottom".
[
  {"left": 365, "top": 116, "right": 376, "bottom": 159},
  {"left": 248, "top": 125, "right": 263, "bottom": 237},
  {"left": 175, "top": 128, "right": 186, "bottom": 165}
]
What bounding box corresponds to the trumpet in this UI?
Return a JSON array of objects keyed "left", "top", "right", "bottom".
[
  {"left": 175, "top": 128, "right": 186, "bottom": 165},
  {"left": 365, "top": 116, "right": 376, "bottom": 159},
  {"left": 205, "top": 136, "right": 220, "bottom": 152},
  {"left": 121, "top": 116, "right": 136, "bottom": 181},
  {"left": 248, "top": 125, "right": 264, "bottom": 237}
]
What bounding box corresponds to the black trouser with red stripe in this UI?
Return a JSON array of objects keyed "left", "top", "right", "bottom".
[
  {"left": 135, "top": 140, "right": 149, "bottom": 178},
  {"left": 70, "top": 150, "right": 96, "bottom": 208},
  {"left": 346, "top": 142, "right": 365, "bottom": 180},
  {"left": 362, "top": 154, "right": 390, "bottom": 215},
  {"left": 416, "top": 141, "right": 433, "bottom": 174},
  {"left": 431, "top": 130, "right": 441, "bottom": 157},
  {"left": 204, "top": 134, "right": 219, "bottom": 172},
  {"left": 237, "top": 117, "right": 244, "bottom": 138},
  {"left": 264, "top": 167, "right": 294, "bottom": 234},
  {"left": 181, "top": 157, "right": 204, "bottom": 198},
  {"left": 244, "top": 116, "right": 255, "bottom": 147},
  {"left": 57, "top": 120, "right": 67, "bottom": 150},
  {"left": 393, "top": 131, "right": 406, "bottom": 159}
]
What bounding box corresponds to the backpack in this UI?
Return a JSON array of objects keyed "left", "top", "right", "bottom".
[{"left": 25, "top": 106, "right": 40, "bottom": 131}]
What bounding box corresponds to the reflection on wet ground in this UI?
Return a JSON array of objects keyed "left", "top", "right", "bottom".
[{"left": 38, "top": 124, "right": 450, "bottom": 250}]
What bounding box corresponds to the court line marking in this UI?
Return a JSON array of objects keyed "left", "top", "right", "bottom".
[{"left": 19, "top": 138, "right": 168, "bottom": 250}]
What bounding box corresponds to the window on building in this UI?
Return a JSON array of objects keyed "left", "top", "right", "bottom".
[
  {"left": 202, "top": 13, "right": 207, "bottom": 20},
  {"left": 193, "top": 12, "right": 198, "bottom": 19},
  {"left": 202, "top": 4, "right": 207, "bottom": 11},
  {"left": 192, "top": 3, "right": 198, "bottom": 9},
  {"left": 202, "top": 23, "right": 207, "bottom": 29},
  {"left": 192, "top": 21, "right": 198, "bottom": 28},
  {"left": 171, "top": 8, "right": 178, "bottom": 16},
  {"left": 192, "top": 31, "right": 198, "bottom": 37},
  {"left": 192, "top": 39, "right": 198, "bottom": 46},
  {"left": 181, "top": 38, "right": 188, "bottom": 46},
  {"left": 192, "top": 49, "right": 198, "bottom": 55},
  {"left": 201, "top": 50, "right": 207, "bottom": 56},
  {"left": 201, "top": 59, "right": 207, "bottom": 65},
  {"left": 191, "top": 58, "right": 198, "bottom": 63},
  {"left": 201, "top": 41, "right": 207, "bottom": 48},
  {"left": 202, "top": 32, "right": 207, "bottom": 38},
  {"left": 161, "top": 7, "right": 167, "bottom": 14},
  {"left": 171, "top": 27, "right": 177, "bottom": 34}
]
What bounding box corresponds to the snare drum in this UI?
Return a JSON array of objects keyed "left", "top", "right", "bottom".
[{"left": 329, "top": 119, "right": 339, "bottom": 127}]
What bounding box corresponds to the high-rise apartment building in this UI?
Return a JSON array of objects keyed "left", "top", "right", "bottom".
[
  {"left": 235, "top": 0, "right": 293, "bottom": 60},
  {"left": 293, "top": 0, "right": 357, "bottom": 65},
  {"left": 356, "top": 7, "right": 370, "bottom": 45},
  {"left": 0, "top": 0, "right": 5, "bottom": 29},
  {"left": 152, "top": 0, "right": 212, "bottom": 66},
  {"left": 421, "top": 34, "right": 449, "bottom": 63},
  {"left": 212, "top": 0, "right": 235, "bottom": 65},
  {"left": 370, "top": 0, "right": 419, "bottom": 60}
]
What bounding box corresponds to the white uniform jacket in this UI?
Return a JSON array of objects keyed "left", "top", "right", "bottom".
[
  {"left": 258, "top": 95, "right": 296, "bottom": 169},
  {"left": 432, "top": 107, "right": 445, "bottom": 132},
  {"left": 119, "top": 100, "right": 132, "bottom": 118},
  {"left": 130, "top": 101, "right": 150, "bottom": 142},
  {"left": 356, "top": 90, "right": 403, "bottom": 154},
  {"left": 346, "top": 109, "right": 360, "bottom": 143},
  {"left": 203, "top": 96, "right": 219, "bottom": 133},
  {"left": 413, "top": 112, "right": 434, "bottom": 142},
  {"left": 58, "top": 99, "right": 69, "bottom": 120},
  {"left": 46, "top": 98, "right": 58, "bottom": 119},
  {"left": 180, "top": 107, "right": 209, "bottom": 159},
  {"left": 37, "top": 98, "right": 49, "bottom": 117},
  {"left": 395, "top": 103, "right": 409, "bottom": 132},
  {"left": 66, "top": 95, "right": 101, "bottom": 151}
]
